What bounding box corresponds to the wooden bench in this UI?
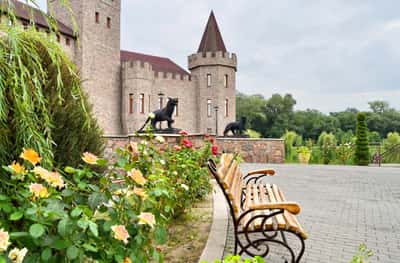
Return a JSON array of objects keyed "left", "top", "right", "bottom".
[{"left": 208, "top": 154, "right": 307, "bottom": 262}]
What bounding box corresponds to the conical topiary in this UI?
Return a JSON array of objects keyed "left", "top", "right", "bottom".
[{"left": 354, "top": 112, "right": 370, "bottom": 165}]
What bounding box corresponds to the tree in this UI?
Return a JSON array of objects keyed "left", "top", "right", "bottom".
[
  {"left": 0, "top": 25, "right": 104, "bottom": 167},
  {"left": 354, "top": 113, "right": 370, "bottom": 165}
]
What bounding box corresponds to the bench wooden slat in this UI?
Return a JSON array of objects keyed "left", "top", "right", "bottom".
[
  {"left": 266, "top": 184, "right": 286, "bottom": 228},
  {"left": 259, "top": 184, "right": 274, "bottom": 229},
  {"left": 223, "top": 161, "right": 238, "bottom": 190}
]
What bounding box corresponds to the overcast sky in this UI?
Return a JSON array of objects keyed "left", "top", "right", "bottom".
[{"left": 36, "top": 0, "right": 400, "bottom": 113}]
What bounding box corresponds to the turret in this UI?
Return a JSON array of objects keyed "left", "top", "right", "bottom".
[{"left": 188, "top": 11, "right": 237, "bottom": 136}]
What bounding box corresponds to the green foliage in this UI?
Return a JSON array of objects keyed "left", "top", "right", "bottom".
[
  {"left": 282, "top": 131, "right": 301, "bottom": 161},
  {"left": 350, "top": 244, "right": 373, "bottom": 263},
  {"left": 297, "top": 146, "right": 311, "bottom": 154},
  {"left": 336, "top": 143, "right": 354, "bottom": 165},
  {"left": 367, "top": 131, "right": 381, "bottom": 143},
  {"left": 317, "top": 132, "right": 337, "bottom": 164},
  {"left": 354, "top": 113, "right": 370, "bottom": 166},
  {"left": 382, "top": 132, "right": 400, "bottom": 163},
  {"left": 0, "top": 22, "right": 103, "bottom": 168},
  {"left": 0, "top": 133, "right": 212, "bottom": 262},
  {"left": 201, "top": 255, "right": 265, "bottom": 263},
  {"left": 245, "top": 129, "right": 262, "bottom": 139}
]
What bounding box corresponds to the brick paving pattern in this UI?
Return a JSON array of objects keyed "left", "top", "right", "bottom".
[{"left": 223, "top": 164, "right": 400, "bottom": 262}]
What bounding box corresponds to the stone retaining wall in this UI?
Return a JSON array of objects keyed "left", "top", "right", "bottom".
[{"left": 104, "top": 134, "right": 284, "bottom": 163}]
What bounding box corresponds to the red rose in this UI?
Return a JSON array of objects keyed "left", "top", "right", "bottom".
[
  {"left": 204, "top": 133, "right": 210, "bottom": 138},
  {"left": 211, "top": 144, "right": 218, "bottom": 156},
  {"left": 179, "top": 130, "right": 188, "bottom": 136},
  {"left": 209, "top": 137, "right": 215, "bottom": 144},
  {"left": 174, "top": 145, "right": 182, "bottom": 151},
  {"left": 182, "top": 138, "right": 193, "bottom": 148}
]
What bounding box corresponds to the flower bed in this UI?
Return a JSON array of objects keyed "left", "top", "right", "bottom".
[{"left": 0, "top": 132, "right": 217, "bottom": 262}]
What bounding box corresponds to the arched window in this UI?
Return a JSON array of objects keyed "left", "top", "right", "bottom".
[
  {"left": 207, "top": 74, "right": 212, "bottom": 88},
  {"left": 128, "top": 94, "right": 133, "bottom": 114},
  {"left": 224, "top": 99, "right": 229, "bottom": 117},
  {"left": 224, "top": 74, "right": 228, "bottom": 88},
  {"left": 139, "top": 94, "right": 144, "bottom": 113},
  {"left": 207, "top": 99, "right": 212, "bottom": 117}
]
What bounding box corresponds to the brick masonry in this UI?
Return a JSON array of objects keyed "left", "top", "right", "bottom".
[{"left": 103, "top": 135, "right": 285, "bottom": 163}]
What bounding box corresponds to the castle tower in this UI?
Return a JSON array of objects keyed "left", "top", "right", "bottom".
[
  {"left": 48, "top": 0, "right": 122, "bottom": 135},
  {"left": 188, "top": 11, "right": 237, "bottom": 136}
]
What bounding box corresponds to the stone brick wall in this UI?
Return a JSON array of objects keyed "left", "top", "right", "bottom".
[{"left": 103, "top": 135, "right": 284, "bottom": 163}]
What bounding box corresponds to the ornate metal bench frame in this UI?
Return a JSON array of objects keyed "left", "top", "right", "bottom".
[{"left": 208, "top": 158, "right": 306, "bottom": 262}]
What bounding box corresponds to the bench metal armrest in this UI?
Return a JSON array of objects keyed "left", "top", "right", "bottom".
[
  {"left": 248, "top": 202, "right": 301, "bottom": 215},
  {"left": 243, "top": 169, "right": 275, "bottom": 185}
]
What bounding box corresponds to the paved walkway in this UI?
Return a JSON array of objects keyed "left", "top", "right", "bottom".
[{"left": 223, "top": 164, "right": 400, "bottom": 262}]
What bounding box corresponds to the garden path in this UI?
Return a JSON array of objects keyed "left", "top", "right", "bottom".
[{"left": 223, "top": 164, "right": 400, "bottom": 262}]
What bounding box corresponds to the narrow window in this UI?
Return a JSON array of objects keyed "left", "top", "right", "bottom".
[
  {"left": 158, "top": 97, "right": 163, "bottom": 109},
  {"left": 224, "top": 99, "right": 229, "bottom": 117},
  {"left": 207, "top": 74, "right": 211, "bottom": 88},
  {"left": 174, "top": 99, "right": 179, "bottom": 117},
  {"left": 107, "top": 17, "right": 111, "bottom": 28},
  {"left": 224, "top": 74, "right": 228, "bottom": 88},
  {"left": 148, "top": 95, "right": 151, "bottom": 112},
  {"left": 66, "top": 37, "right": 70, "bottom": 46},
  {"left": 207, "top": 99, "right": 212, "bottom": 117},
  {"left": 129, "top": 94, "right": 133, "bottom": 114},
  {"left": 139, "top": 93, "right": 144, "bottom": 113},
  {"left": 95, "top": 12, "right": 100, "bottom": 23}
]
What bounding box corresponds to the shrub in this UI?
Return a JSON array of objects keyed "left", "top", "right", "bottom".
[
  {"left": 317, "top": 132, "right": 337, "bottom": 164},
  {"left": 282, "top": 131, "right": 302, "bottom": 162},
  {"left": 336, "top": 143, "right": 354, "bottom": 165},
  {"left": 201, "top": 255, "right": 265, "bottom": 263},
  {"left": 0, "top": 23, "right": 104, "bottom": 168},
  {"left": 350, "top": 244, "right": 373, "bottom": 263},
  {"left": 354, "top": 113, "right": 370, "bottom": 165},
  {"left": 0, "top": 133, "right": 212, "bottom": 262},
  {"left": 382, "top": 132, "right": 400, "bottom": 163},
  {"left": 245, "top": 129, "right": 261, "bottom": 138}
]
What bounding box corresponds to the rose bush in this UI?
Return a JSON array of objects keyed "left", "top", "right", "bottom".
[{"left": 0, "top": 133, "right": 213, "bottom": 262}]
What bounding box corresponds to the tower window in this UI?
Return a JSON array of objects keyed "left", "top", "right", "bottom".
[
  {"left": 158, "top": 97, "right": 163, "bottom": 109},
  {"left": 207, "top": 99, "right": 212, "bottom": 117},
  {"left": 207, "top": 74, "right": 212, "bottom": 88},
  {"left": 175, "top": 101, "right": 179, "bottom": 117},
  {"left": 95, "top": 12, "right": 100, "bottom": 23},
  {"left": 66, "top": 37, "right": 70, "bottom": 46},
  {"left": 107, "top": 17, "right": 111, "bottom": 28},
  {"left": 129, "top": 94, "right": 133, "bottom": 114},
  {"left": 224, "top": 99, "right": 229, "bottom": 117},
  {"left": 139, "top": 94, "right": 144, "bottom": 113},
  {"left": 224, "top": 74, "right": 228, "bottom": 88}
]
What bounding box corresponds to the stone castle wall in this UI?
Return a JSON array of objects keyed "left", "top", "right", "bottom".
[
  {"left": 121, "top": 61, "right": 196, "bottom": 134},
  {"left": 104, "top": 135, "right": 285, "bottom": 163}
]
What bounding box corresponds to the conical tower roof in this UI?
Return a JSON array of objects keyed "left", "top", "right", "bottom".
[{"left": 197, "top": 11, "right": 227, "bottom": 53}]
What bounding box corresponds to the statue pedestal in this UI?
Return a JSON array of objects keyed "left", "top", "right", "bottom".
[{"left": 137, "top": 128, "right": 182, "bottom": 134}]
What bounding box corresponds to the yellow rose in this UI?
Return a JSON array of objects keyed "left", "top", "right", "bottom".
[
  {"left": 82, "top": 152, "right": 98, "bottom": 164},
  {"left": 29, "top": 183, "right": 49, "bottom": 199},
  {"left": 133, "top": 187, "right": 148, "bottom": 200},
  {"left": 123, "top": 257, "right": 132, "bottom": 263},
  {"left": 127, "top": 169, "right": 147, "bottom": 185},
  {"left": 8, "top": 162, "right": 26, "bottom": 174},
  {"left": 0, "top": 229, "right": 10, "bottom": 252},
  {"left": 20, "top": 148, "right": 41, "bottom": 165},
  {"left": 111, "top": 225, "right": 129, "bottom": 244},
  {"left": 138, "top": 212, "right": 156, "bottom": 228},
  {"left": 8, "top": 247, "right": 28, "bottom": 263}
]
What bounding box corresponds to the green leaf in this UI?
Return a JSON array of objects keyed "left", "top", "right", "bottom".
[
  {"left": 9, "top": 232, "right": 29, "bottom": 238},
  {"left": 29, "top": 224, "right": 45, "bottom": 238},
  {"left": 10, "top": 211, "right": 23, "bottom": 221},
  {"left": 88, "top": 193, "right": 105, "bottom": 210},
  {"left": 154, "top": 227, "right": 168, "bottom": 245},
  {"left": 61, "top": 189, "right": 74, "bottom": 197},
  {"left": 51, "top": 239, "right": 70, "bottom": 250},
  {"left": 0, "top": 195, "right": 8, "bottom": 201},
  {"left": 57, "top": 218, "right": 69, "bottom": 237},
  {"left": 82, "top": 243, "right": 98, "bottom": 252},
  {"left": 64, "top": 166, "right": 76, "bottom": 174},
  {"left": 71, "top": 207, "right": 82, "bottom": 218},
  {"left": 66, "top": 245, "right": 79, "bottom": 260},
  {"left": 41, "top": 248, "right": 52, "bottom": 261},
  {"left": 88, "top": 221, "right": 98, "bottom": 237},
  {"left": 25, "top": 207, "right": 37, "bottom": 215},
  {"left": 77, "top": 219, "right": 89, "bottom": 230}
]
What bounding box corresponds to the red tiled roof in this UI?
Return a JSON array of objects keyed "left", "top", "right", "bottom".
[
  {"left": 0, "top": 0, "right": 75, "bottom": 38},
  {"left": 197, "top": 11, "right": 227, "bottom": 53},
  {"left": 121, "top": 50, "right": 190, "bottom": 77}
]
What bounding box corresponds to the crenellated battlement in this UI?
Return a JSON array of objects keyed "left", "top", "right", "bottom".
[
  {"left": 122, "top": 60, "right": 191, "bottom": 81},
  {"left": 188, "top": 51, "right": 237, "bottom": 71}
]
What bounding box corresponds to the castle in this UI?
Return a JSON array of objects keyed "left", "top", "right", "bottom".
[{"left": 8, "top": 0, "right": 237, "bottom": 136}]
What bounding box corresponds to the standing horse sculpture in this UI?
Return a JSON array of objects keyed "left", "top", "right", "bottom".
[{"left": 138, "top": 98, "right": 179, "bottom": 132}]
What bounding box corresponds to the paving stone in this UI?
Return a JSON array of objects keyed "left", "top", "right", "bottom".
[{"left": 222, "top": 164, "right": 400, "bottom": 262}]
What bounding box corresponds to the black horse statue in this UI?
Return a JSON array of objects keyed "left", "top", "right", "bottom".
[
  {"left": 138, "top": 98, "right": 179, "bottom": 132},
  {"left": 223, "top": 117, "right": 247, "bottom": 137}
]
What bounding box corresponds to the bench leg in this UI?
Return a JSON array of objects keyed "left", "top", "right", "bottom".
[{"left": 235, "top": 230, "right": 305, "bottom": 263}]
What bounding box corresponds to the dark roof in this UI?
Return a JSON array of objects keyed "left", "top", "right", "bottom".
[
  {"left": 121, "top": 50, "right": 190, "bottom": 77},
  {"left": 0, "top": 0, "right": 75, "bottom": 37},
  {"left": 197, "top": 11, "right": 227, "bottom": 53}
]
